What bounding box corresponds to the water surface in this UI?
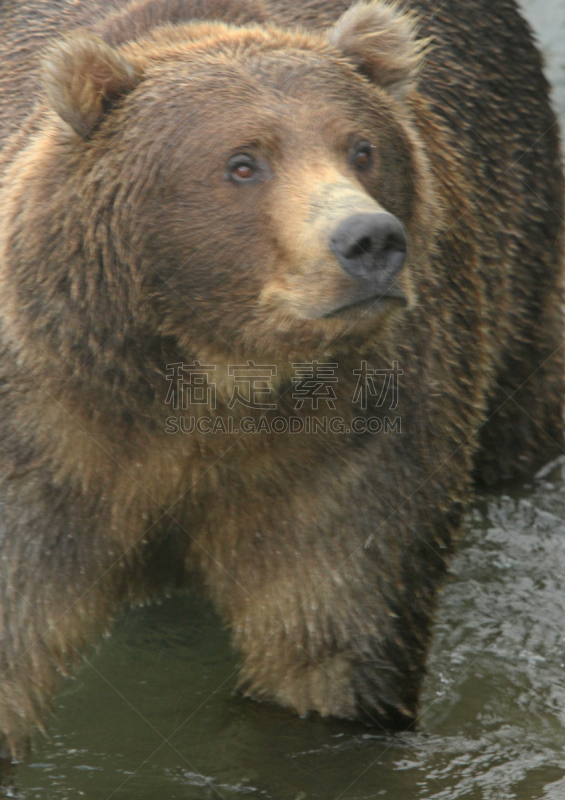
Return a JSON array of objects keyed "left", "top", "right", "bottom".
[{"left": 13, "top": 458, "right": 565, "bottom": 799}]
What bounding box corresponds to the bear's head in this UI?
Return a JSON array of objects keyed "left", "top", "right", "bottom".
[{"left": 2, "top": 1, "right": 439, "bottom": 392}]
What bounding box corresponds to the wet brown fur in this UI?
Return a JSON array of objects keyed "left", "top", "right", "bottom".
[{"left": 0, "top": 0, "right": 562, "bottom": 759}]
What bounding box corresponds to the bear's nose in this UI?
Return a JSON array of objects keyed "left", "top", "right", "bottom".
[{"left": 329, "top": 212, "right": 407, "bottom": 282}]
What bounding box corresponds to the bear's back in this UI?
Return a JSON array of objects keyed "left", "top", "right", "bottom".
[
  {"left": 0, "top": 1, "right": 122, "bottom": 149},
  {"left": 0, "top": 0, "right": 270, "bottom": 153}
]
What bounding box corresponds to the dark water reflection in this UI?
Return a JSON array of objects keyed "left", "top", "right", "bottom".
[{"left": 11, "top": 1, "right": 565, "bottom": 797}]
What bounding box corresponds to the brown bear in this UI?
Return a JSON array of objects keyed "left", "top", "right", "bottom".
[{"left": 0, "top": 0, "right": 562, "bottom": 761}]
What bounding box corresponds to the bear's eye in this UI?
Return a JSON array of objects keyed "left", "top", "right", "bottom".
[
  {"left": 227, "top": 154, "right": 258, "bottom": 184},
  {"left": 352, "top": 142, "right": 373, "bottom": 171}
]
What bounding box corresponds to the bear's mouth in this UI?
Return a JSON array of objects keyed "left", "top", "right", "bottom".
[{"left": 323, "top": 292, "right": 408, "bottom": 319}]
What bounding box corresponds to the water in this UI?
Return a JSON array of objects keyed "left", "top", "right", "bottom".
[
  {"left": 8, "top": 2, "right": 565, "bottom": 798},
  {"left": 521, "top": 0, "right": 565, "bottom": 117},
  {"left": 9, "top": 458, "right": 565, "bottom": 799}
]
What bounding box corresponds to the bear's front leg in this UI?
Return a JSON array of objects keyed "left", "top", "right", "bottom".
[
  {"left": 0, "top": 498, "right": 130, "bottom": 760},
  {"left": 197, "top": 467, "right": 452, "bottom": 729},
  {"left": 229, "top": 575, "right": 432, "bottom": 729}
]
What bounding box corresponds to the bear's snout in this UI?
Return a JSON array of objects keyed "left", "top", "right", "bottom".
[{"left": 329, "top": 212, "right": 407, "bottom": 290}]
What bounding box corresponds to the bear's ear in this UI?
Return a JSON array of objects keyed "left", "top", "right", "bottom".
[
  {"left": 327, "top": 0, "right": 425, "bottom": 99},
  {"left": 41, "top": 33, "right": 140, "bottom": 137}
]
